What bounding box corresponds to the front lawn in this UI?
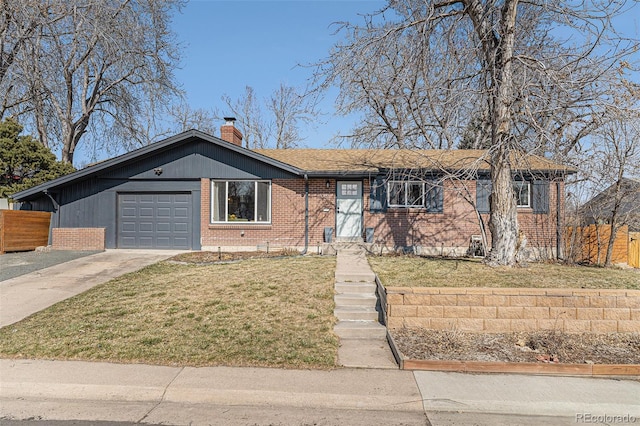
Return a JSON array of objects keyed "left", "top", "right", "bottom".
[
  {"left": 368, "top": 255, "right": 639, "bottom": 289},
  {"left": 0, "top": 255, "right": 339, "bottom": 369}
]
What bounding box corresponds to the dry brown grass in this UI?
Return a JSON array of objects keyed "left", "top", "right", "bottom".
[
  {"left": 392, "top": 328, "right": 640, "bottom": 364},
  {"left": 368, "top": 255, "right": 639, "bottom": 289},
  {"left": 0, "top": 255, "right": 338, "bottom": 369}
]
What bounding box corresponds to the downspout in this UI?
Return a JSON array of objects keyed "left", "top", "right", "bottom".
[
  {"left": 43, "top": 190, "right": 60, "bottom": 246},
  {"left": 301, "top": 173, "right": 309, "bottom": 255},
  {"left": 556, "top": 181, "right": 562, "bottom": 260},
  {"left": 43, "top": 190, "right": 60, "bottom": 228}
]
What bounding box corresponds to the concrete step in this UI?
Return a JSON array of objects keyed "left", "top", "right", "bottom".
[
  {"left": 337, "top": 338, "right": 398, "bottom": 369},
  {"left": 335, "top": 306, "right": 379, "bottom": 321},
  {"left": 334, "top": 239, "right": 364, "bottom": 245},
  {"left": 334, "top": 321, "right": 387, "bottom": 339},
  {"left": 335, "top": 282, "right": 376, "bottom": 294},
  {"left": 334, "top": 293, "right": 378, "bottom": 307},
  {"left": 334, "top": 271, "right": 376, "bottom": 283}
]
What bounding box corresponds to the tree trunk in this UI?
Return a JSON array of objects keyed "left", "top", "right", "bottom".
[
  {"left": 486, "top": 149, "right": 519, "bottom": 266},
  {"left": 61, "top": 141, "right": 73, "bottom": 164},
  {"left": 604, "top": 223, "right": 619, "bottom": 267},
  {"left": 467, "top": 0, "right": 521, "bottom": 266}
]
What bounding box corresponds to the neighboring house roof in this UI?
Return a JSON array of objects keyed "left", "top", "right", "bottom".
[
  {"left": 581, "top": 177, "right": 640, "bottom": 231},
  {"left": 255, "top": 149, "right": 575, "bottom": 175}
]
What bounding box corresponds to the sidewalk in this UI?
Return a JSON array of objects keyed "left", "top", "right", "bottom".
[
  {"left": 415, "top": 371, "right": 640, "bottom": 424},
  {"left": 0, "top": 359, "right": 426, "bottom": 425},
  {"left": 1, "top": 358, "right": 638, "bottom": 425}
]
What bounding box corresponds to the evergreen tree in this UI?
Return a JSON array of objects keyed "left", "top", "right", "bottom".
[{"left": 0, "top": 119, "right": 75, "bottom": 198}]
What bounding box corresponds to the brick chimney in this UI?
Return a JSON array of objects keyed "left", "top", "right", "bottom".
[{"left": 220, "top": 117, "right": 243, "bottom": 147}]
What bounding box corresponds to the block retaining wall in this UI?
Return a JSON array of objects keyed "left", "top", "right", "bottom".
[
  {"left": 52, "top": 228, "right": 106, "bottom": 251},
  {"left": 385, "top": 287, "right": 640, "bottom": 333}
]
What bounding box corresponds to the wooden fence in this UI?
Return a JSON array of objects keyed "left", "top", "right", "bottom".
[
  {"left": 0, "top": 210, "right": 52, "bottom": 254},
  {"left": 566, "top": 224, "right": 634, "bottom": 266},
  {"left": 630, "top": 232, "right": 640, "bottom": 268}
]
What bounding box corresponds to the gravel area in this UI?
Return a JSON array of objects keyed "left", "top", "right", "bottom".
[{"left": 0, "top": 250, "right": 102, "bottom": 281}]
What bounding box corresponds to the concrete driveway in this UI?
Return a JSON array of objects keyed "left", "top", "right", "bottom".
[
  {"left": 0, "top": 250, "right": 102, "bottom": 282},
  {"left": 0, "top": 249, "right": 187, "bottom": 328}
]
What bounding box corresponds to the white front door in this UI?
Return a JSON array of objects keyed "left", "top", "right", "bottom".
[{"left": 336, "top": 181, "right": 362, "bottom": 240}]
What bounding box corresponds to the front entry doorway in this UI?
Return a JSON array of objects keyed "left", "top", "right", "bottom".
[{"left": 336, "top": 181, "right": 363, "bottom": 241}]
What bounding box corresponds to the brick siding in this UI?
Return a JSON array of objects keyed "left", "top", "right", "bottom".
[
  {"left": 385, "top": 287, "right": 640, "bottom": 333},
  {"left": 365, "top": 179, "right": 563, "bottom": 258},
  {"left": 199, "top": 177, "right": 563, "bottom": 256},
  {"left": 52, "top": 228, "right": 105, "bottom": 250},
  {"left": 200, "top": 178, "right": 336, "bottom": 250}
]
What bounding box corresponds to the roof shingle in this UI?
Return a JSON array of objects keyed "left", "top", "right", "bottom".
[{"left": 254, "top": 149, "right": 574, "bottom": 174}]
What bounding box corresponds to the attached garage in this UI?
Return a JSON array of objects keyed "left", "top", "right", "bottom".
[
  {"left": 118, "top": 193, "right": 192, "bottom": 249},
  {"left": 9, "top": 128, "right": 301, "bottom": 251}
]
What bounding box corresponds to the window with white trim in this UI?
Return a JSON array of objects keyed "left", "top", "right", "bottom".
[
  {"left": 211, "top": 180, "right": 271, "bottom": 223},
  {"left": 513, "top": 181, "right": 531, "bottom": 207}
]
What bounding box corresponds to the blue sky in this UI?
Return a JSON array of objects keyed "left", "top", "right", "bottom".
[
  {"left": 170, "top": 0, "right": 640, "bottom": 150},
  {"left": 171, "top": 0, "right": 386, "bottom": 148},
  {"left": 69, "top": 1, "right": 639, "bottom": 164}
]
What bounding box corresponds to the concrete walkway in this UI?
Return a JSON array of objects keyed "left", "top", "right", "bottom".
[
  {"left": 333, "top": 247, "right": 398, "bottom": 369},
  {"left": 0, "top": 249, "right": 186, "bottom": 327}
]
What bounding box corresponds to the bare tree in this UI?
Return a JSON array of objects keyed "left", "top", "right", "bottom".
[
  {"left": 1, "top": 0, "right": 184, "bottom": 165},
  {"left": 167, "top": 101, "right": 218, "bottom": 137},
  {"left": 314, "top": 0, "right": 639, "bottom": 266},
  {"left": 219, "top": 86, "right": 271, "bottom": 149},
  {"left": 268, "top": 83, "right": 316, "bottom": 149},
  {"left": 0, "top": 0, "right": 61, "bottom": 117},
  {"left": 581, "top": 98, "right": 640, "bottom": 266},
  {"left": 218, "top": 84, "right": 317, "bottom": 149}
]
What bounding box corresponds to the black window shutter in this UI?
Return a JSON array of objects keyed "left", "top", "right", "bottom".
[
  {"left": 425, "top": 182, "right": 443, "bottom": 213},
  {"left": 370, "top": 176, "right": 387, "bottom": 212},
  {"left": 476, "top": 179, "right": 492, "bottom": 213},
  {"left": 532, "top": 180, "right": 549, "bottom": 214}
]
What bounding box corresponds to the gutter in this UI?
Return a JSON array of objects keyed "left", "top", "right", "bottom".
[{"left": 301, "top": 173, "right": 309, "bottom": 255}]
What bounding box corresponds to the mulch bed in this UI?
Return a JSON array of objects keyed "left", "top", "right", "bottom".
[{"left": 391, "top": 328, "right": 640, "bottom": 365}]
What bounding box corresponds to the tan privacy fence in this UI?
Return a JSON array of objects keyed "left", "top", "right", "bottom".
[
  {"left": 566, "top": 224, "right": 637, "bottom": 267},
  {"left": 630, "top": 232, "right": 640, "bottom": 268}
]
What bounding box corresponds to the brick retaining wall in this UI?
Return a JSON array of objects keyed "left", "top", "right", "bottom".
[
  {"left": 385, "top": 287, "right": 640, "bottom": 333},
  {"left": 52, "top": 228, "right": 105, "bottom": 251}
]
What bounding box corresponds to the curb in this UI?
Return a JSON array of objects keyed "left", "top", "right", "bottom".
[{"left": 402, "top": 359, "right": 640, "bottom": 376}]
